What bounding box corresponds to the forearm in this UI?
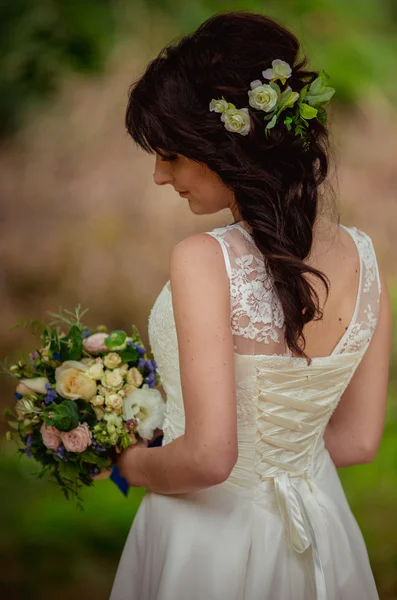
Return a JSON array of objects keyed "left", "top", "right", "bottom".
[
  {"left": 119, "top": 434, "right": 221, "bottom": 495},
  {"left": 324, "top": 421, "right": 377, "bottom": 468}
]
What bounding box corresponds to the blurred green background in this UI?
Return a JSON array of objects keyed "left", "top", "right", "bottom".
[{"left": 0, "top": 1, "right": 396, "bottom": 598}]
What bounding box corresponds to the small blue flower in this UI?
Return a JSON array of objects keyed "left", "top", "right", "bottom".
[
  {"left": 126, "top": 340, "right": 134, "bottom": 347},
  {"left": 25, "top": 434, "right": 33, "bottom": 458},
  {"left": 82, "top": 330, "right": 91, "bottom": 339},
  {"left": 29, "top": 359, "right": 35, "bottom": 366},
  {"left": 137, "top": 357, "right": 145, "bottom": 369},
  {"left": 54, "top": 445, "right": 67, "bottom": 462},
  {"left": 137, "top": 345, "right": 145, "bottom": 356},
  {"left": 15, "top": 393, "right": 23, "bottom": 400},
  {"left": 52, "top": 352, "right": 61, "bottom": 361},
  {"left": 145, "top": 360, "right": 155, "bottom": 372}
]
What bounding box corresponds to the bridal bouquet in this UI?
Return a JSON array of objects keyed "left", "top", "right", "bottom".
[{"left": 3, "top": 306, "right": 165, "bottom": 506}]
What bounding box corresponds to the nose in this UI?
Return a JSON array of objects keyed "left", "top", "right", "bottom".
[{"left": 153, "top": 155, "right": 174, "bottom": 186}]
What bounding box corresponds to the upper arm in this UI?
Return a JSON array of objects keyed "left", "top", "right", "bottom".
[
  {"left": 327, "top": 267, "right": 392, "bottom": 460},
  {"left": 170, "top": 232, "right": 238, "bottom": 482}
]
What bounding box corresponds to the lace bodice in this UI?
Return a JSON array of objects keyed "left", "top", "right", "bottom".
[{"left": 148, "top": 222, "right": 381, "bottom": 489}]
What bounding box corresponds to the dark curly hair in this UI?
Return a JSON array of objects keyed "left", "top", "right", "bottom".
[{"left": 125, "top": 10, "right": 337, "bottom": 362}]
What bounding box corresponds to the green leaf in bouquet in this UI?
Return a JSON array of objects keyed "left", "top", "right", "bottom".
[
  {"left": 118, "top": 347, "right": 138, "bottom": 363},
  {"left": 43, "top": 400, "right": 79, "bottom": 431},
  {"left": 105, "top": 330, "right": 127, "bottom": 351},
  {"left": 59, "top": 325, "right": 83, "bottom": 361},
  {"left": 58, "top": 460, "right": 79, "bottom": 482},
  {"left": 75, "top": 399, "right": 97, "bottom": 427},
  {"left": 316, "top": 106, "right": 328, "bottom": 125}
]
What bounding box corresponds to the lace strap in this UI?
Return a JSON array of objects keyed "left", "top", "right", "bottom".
[
  {"left": 203, "top": 229, "right": 233, "bottom": 279},
  {"left": 333, "top": 225, "right": 381, "bottom": 355}
]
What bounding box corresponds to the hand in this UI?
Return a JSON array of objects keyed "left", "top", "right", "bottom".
[{"left": 116, "top": 438, "right": 149, "bottom": 481}]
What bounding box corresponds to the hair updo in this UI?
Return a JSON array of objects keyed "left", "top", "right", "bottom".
[{"left": 126, "top": 10, "right": 336, "bottom": 362}]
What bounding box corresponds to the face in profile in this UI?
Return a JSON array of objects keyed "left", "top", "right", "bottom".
[{"left": 153, "top": 152, "right": 235, "bottom": 216}]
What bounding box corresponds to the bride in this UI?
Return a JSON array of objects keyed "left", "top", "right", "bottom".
[{"left": 110, "top": 10, "right": 391, "bottom": 600}]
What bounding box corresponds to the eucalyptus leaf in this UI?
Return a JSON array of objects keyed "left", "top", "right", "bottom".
[
  {"left": 269, "top": 82, "right": 281, "bottom": 95},
  {"left": 266, "top": 114, "right": 278, "bottom": 130},
  {"left": 306, "top": 87, "right": 335, "bottom": 105},
  {"left": 299, "top": 103, "right": 318, "bottom": 120},
  {"left": 309, "top": 75, "right": 323, "bottom": 95},
  {"left": 319, "top": 69, "right": 330, "bottom": 86},
  {"left": 298, "top": 84, "right": 308, "bottom": 103}
]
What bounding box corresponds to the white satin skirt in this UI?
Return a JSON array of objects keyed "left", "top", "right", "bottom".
[{"left": 109, "top": 450, "right": 378, "bottom": 600}]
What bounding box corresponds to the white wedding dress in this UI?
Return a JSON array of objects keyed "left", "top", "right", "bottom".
[{"left": 110, "top": 222, "right": 381, "bottom": 600}]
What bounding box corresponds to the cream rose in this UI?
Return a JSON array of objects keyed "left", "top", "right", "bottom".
[
  {"left": 55, "top": 361, "right": 97, "bottom": 401},
  {"left": 105, "top": 393, "right": 123, "bottom": 413},
  {"left": 262, "top": 59, "right": 292, "bottom": 82},
  {"left": 126, "top": 367, "right": 143, "bottom": 389},
  {"left": 87, "top": 361, "right": 104, "bottom": 380},
  {"left": 104, "top": 352, "right": 122, "bottom": 370},
  {"left": 248, "top": 82, "right": 278, "bottom": 112},
  {"left": 61, "top": 422, "right": 92, "bottom": 453},
  {"left": 16, "top": 377, "right": 49, "bottom": 396},
  {"left": 101, "top": 368, "right": 124, "bottom": 391},
  {"left": 221, "top": 107, "right": 251, "bottom": 136},
  {"left": 40, "top": 423, "right": 62, "bottom": 450},
  {"left": 209, "top": 98, "right": 229, "bottom": 114},
  {"left": 91, "top": 394, "right": 105, "bottom": 407}
]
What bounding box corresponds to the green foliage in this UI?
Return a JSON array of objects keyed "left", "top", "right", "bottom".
[
  {"left": 43, "top": 400, "right": 80, "bottom": 431},
  {"left": 0, "top": 0, "right": 118, "bottom": 139},
  {"left": 105, "top": 330, "right": 128, "bottom": 351}
]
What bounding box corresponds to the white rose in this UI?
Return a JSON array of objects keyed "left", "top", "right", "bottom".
[
  {"left": 209, "top": 98, "right": 229, "bottom": 114},
  {"left": 248, "top": 83, "right": 278, "bottom": 112},
  {"left": 123, "top": 384, "right": 165, "bottom": 440},
  {"left": 91, "top": 394, "right": 105, "bottom": 407},
  {"left": 221, "top": 107, "right": 251, "bottom": 136},
  {"left": 104, "top": 352, "right": 122, "bottom": 370},
  {"left": 105, "top": 393, "right": 123, "bottom": 413},
  {"left": 126, "top": 367, "right": 143, "bottom": 389},
  {"left": 87, "top": 362, "right": 104, "bottom": 380},
  {"left": 16, "top": 377, "right": 49, "bottom": 396},
  {"left": 55, "top": 360, "right": 97, "bottom": 401},
  {"left": 262, "top": 59, "right": 292, "bottom": 82},
  {"left": 101, "top": 368, "right": 124, "bottom": 391}
]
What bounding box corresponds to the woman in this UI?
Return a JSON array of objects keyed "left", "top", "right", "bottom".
[{"left": 110, "top": 11, "right": 391, "bottom": 600}]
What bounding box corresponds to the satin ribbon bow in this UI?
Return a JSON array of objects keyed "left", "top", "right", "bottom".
[{"left": 274, "top": 471, "right": 329, "bottom": 600}]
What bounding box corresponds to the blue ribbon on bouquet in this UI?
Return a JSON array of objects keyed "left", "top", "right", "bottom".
[{"left": 110, "top": 434, "right": 163, "bottom": 496}]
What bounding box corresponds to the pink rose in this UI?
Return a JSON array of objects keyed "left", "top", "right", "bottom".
[
  {"left": 83, "top": 333, "right": 108, "bottom": 354},
  {"left": 61, "top": 422, "right": 92, "bottom": 453},
  {"left": 40, "top": 423, "right": 62, "bottom": 450}
]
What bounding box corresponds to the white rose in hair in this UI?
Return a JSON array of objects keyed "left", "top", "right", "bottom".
[
  {"left": 248, "top": 82, "right": 278, "bottom": 112},
  {"left": 123, "top": 384, "right": 165, "bottom": 440},
  {"left": 221, "top": 107, "right": 251, "bottom": 136},
  {"left": 262, "top": 59, "right": 292, "bottom": 82},
  {"left": 209, "top": 98, "right": 228, "bottom": 113}
]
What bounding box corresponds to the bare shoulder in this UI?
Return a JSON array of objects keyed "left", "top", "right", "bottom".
[{"left": 170, "top": 231, "right": 229, "bottom": 282}]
